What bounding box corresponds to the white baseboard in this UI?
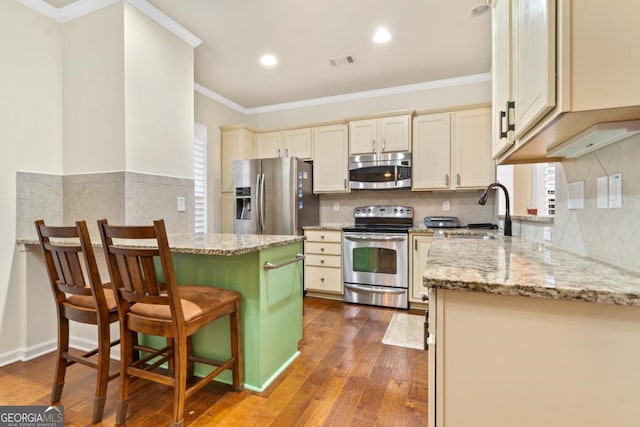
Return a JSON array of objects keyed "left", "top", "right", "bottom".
[{"left": 0, "top": 337, "right": 120, "bottom": 367}]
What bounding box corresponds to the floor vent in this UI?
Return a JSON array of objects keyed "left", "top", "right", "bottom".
[{"left": 328, "top": 55, "right": 356, "bottom": 66}]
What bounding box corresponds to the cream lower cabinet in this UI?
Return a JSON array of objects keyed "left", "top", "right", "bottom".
[
  {"left": 409, "top": 233, "right": 432, "bottom": 307},
  {"left": 311, "top": 124, "right": 349, "bottom": 193},
  {"left": 304, "top": 230, "right": 343, "bottom": 296},
  {"left": 413, "top": 107, "right": 493, "bottom": 191},
  {"left": 221, "top": 192, "right": 234, "bottom": 233}
]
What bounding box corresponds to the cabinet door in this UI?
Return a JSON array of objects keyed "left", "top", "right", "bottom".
[
  {"left": 348, "top": 119, "right": 377, "bottom": 155},
  {"left": 411, "top": 113, "right": 451, "bottom": 190},
  {"left": 491, "top": 0, "right": 515, "bottom": 158},
  {"left": 378, "top": 115, "right": 411, "bottom": 153},
  {"left": 312, "top": 124, "right": 349, "bottom": 193},
  {"left": 221, "top": 192, "right": 234, "bottom": 233},
  {"left": 512, "top": 0, "right": 556, "bottom": 138},
  {"left": 255, "top": 131, "right": 283, "bottom": 158},
  {"left": 410, "top": 235, "right": 432, "bottom": 304},
  {"left": 222, "top": 129, "right": 255, "bottom": 193},
  {"left": 283, "top": 128, "right": 312, "bottom": 160},
  {"left": 452, "top": 108, "right": 494, "bottom": 189}
]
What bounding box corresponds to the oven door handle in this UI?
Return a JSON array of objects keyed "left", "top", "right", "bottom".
[
  {"left": 344, "top": 235, "right": 406, "bottom": 242},
  {"left": 344, "top": 283, "right": 407, "bottom": 294}
]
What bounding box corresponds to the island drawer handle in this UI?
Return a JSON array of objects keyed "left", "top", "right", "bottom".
[{"left": 263, "top": 253, "right": 305, "bottom": 270}]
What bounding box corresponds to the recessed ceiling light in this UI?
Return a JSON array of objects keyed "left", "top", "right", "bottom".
[
  {"left": 372, "top": 28, "right": 391, "bottom": 44},
  {"left": 260, "top": 54, "right": 277, "bottom": 67},
  {"left": 470, "top": 4, "right": 490, "bottom": 17}
]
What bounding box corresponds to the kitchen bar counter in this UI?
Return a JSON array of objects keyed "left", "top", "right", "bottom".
[
  {"left": 20, "top": 232, "right": 305, "bottom": 392},
  {"left": 423, "top": 235, "right": 640, "bottom": 305}
]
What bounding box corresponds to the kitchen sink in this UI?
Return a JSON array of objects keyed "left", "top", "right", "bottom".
[{"left": 443, "top": 232, "right": 498, "bottom": 240}]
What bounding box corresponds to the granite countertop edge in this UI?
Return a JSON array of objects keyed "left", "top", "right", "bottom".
[
  {"left": 18, "top": 233, "right": 305, "bottom": 256},
  {"left": 423, "top": 236, "right": 640, "bottom": 307}
]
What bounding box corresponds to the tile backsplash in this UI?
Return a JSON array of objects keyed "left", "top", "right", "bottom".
[
  {"left": 17, "top": 171, "right": 194, "bottom": 239},
  {"left": 552, "top": 133, "right": 640, "bottom": 272},
  {"left": 319, "top": 189, "right": 496, "bottom": 227}
]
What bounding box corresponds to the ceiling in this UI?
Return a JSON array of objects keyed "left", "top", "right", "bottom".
[{"left": 42, "top": 0, "right": 492, "bottom": 110}]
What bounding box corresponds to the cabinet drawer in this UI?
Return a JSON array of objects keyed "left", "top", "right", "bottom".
[
  {"left": 305, "top": 254, "right": 342, "bottom": 268},
  {"left": 305, "top": 230, "right": 342, "bottom": 243},
  {"left": 305, "top": 241, "right": 341, "bottom": 256},
  {"left": 304, "top": 266, "right": 343, "bottom": 293}
]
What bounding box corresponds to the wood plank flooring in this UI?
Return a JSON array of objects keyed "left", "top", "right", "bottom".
[{"left": 0, "top": 297, "right": 428, "bottom": 426}]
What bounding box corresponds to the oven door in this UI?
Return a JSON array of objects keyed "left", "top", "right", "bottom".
[{"left": 343, "top": 232, "right": 408, "bottom": 288}]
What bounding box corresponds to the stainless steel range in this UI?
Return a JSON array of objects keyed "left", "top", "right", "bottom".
[{"left": 343, "top": 205, "right": 413, "bottom": 309}]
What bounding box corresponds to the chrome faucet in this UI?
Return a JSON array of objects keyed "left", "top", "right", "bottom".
[{"left": 478, "top": 183, "right": 512, "bottom": 236}]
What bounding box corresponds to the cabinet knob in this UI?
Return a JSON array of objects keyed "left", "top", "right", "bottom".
[
  {"left": 320, "top": 247, "right": 325, "bottom": 251},
  {"left": 320, "top": 235, "right": 325, "bottom": 239},
  {"left": 320, "top": 278, "right": 325, "bottom": 282},
  {"left": 320, "top": 260, "right": 325, "bottom": 264}
]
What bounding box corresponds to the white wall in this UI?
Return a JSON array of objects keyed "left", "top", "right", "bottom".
[
  {"left": 124, "top": 3, "right": 194, "bottom": 179},
  {"left": 0, "top": 1, "right": 63, "bottom": 361},
  {"left": 62, "top": 3, "right": 125, "bottom": 173}
]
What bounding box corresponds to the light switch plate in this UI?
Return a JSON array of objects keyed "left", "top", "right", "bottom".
[
  {"left": 177, "top": 196, "right": 186, "bottom": 212},
  {"left": 609, "top": 173, "right": 622, "bottom": 208},
  {"left": 567, "top": 181, "right": 584, "bottom": 210},
  {"left": 597, "top": 176, "right": 608, "bottom": 209}
]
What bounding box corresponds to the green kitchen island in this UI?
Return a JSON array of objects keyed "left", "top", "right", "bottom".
[{"left": 132, "top": 233, "right": 305, "bottom": 392}]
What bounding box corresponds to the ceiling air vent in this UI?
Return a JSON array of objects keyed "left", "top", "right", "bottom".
[{"left": 328, "top": 55, "right": 356, "bottom": 67}]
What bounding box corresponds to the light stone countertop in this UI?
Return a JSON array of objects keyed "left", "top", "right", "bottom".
[
  {"left": 18, "top": 233, "right": 305, "bottom": 256},
  {"left": 423, "top": 235, "right": 640, "bottom": 306}
]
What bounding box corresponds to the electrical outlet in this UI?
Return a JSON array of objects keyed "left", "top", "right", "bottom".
[
  {"left": 333, "top": 202, "right": 340, "bottom": 211},
  {"left": 543, "top": 226, "right": 552, "bottom": 242},
  {"left": 177, "top": 196, "right": 186, "bottom": 212},
  {"left": 608, "top": 173, "right": 622, "bottom": 208},
  {"left": 443, "top": 201, "right": 450, "bottom": 211}
]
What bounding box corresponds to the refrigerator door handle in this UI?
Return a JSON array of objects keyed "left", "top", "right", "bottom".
[
  {"left": 255, "top": 173, "right": 262, "bottom": 232},
  {"left": 259, "top": 173, "right": 266, "bottom": 232}
]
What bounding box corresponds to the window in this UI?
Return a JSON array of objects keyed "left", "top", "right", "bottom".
[{"left": 194, "top": 123, "right": 207, "bottom": 233}]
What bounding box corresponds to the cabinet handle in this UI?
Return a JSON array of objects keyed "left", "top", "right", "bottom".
[
  {"left": 320, "top": 278, "right": 325, "bottom": 282},
  {"left": 277, "top": 148, "right": 281, "bottom": 157},
  {"left": 445, "top": 174, "right": 450, "bottom": 186},
  {"left": 507, "top": 101, "right": 515, "bottom": 132},
  {"left": 344, "top": 178, "right": 347, "bottom": 189},
  {"left": 382, "top": 138, "right": 386, "bottom": 151},
  {"left": 371, "top": 139, "right": 376, "bottom": 152},
  {"left": 499, "top": 110, "right": 508, "bottom": 138},
  {"left": 415, "top": 240, "right": 418, "bottom": 251},
  {"left": 285, "top": 148, "right": 289, "bottom": 157},
  {"left": 457, "top": 174, "right": 461, "bottom": 186}
]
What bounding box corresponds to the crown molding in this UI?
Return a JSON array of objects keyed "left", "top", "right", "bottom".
[
  {"left": 195, "top": 72, "right": 492, "bottom": 116},
  {"left": 16, "top": 0, "right": 201, "bottom": 47},
  {"left": 194, "top": 83, "right": 247, "bottom": 114},
  {"left": 125, "top": 0, "right": 201, "bottom": 48}
]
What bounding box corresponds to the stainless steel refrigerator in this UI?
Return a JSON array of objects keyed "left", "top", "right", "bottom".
[{"left": 233, "top": 157, "right": 319, "bottom": 235}]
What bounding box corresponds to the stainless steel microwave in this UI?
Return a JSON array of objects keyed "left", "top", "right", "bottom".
[{"left": 348, "top": 152, "right": 411, "bottom": 190}]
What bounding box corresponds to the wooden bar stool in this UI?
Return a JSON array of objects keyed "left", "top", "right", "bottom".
[
  {"left": 97, "top": 219, "right": 243, "bottom": 427},
  {"left": 34, "top": 219, "right": 120, "bottom": 423}
]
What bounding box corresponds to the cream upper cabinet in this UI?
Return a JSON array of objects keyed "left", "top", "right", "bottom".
[
  {"left": 255, "top": 131, "right": 283, "bottom": 158},
  {"left": 413, "top": 107, "right": 493, "bottom": 191},
  {"left": 498, "top": 0, "right": 640, "bottom": 164},
  {"left": 283, "top": 128, "right": 312, "bottom": 159},
  {"left": 255, "top": 128, "right": 312, "bottom": 160},
  {"left": 312, "top": 124, "right": 349, "bottom": 193},
  {"left": 409, "top": 234, "right": 432, "bottom": 306},
  {"left": 349, "top": 115, "right": 411, "bottom": 155},
  {"left": 452, "top": 108, "right": 494, "bottom": 189},
  {"left": 412, "top": 113, "right": 451, "bottom": 190},
  {"left": 511, "top": 0, "right": 556, "bottom": 139},
  {"left": 221, "top": 128, "right": 255, "bottom": 193},
  {"left": 491, "top": 0, "right": 515, "bottom": 158}
]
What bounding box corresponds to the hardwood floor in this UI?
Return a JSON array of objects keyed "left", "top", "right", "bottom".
[{"left": 0, "top": 297, "right": 428, "bottom": 426}]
